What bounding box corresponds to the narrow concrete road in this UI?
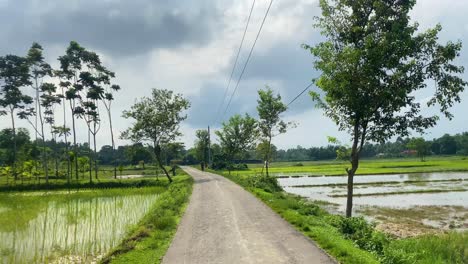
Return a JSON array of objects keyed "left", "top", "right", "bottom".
[{"left": 162, "top": 167, "right": 335, "bottom": 264}]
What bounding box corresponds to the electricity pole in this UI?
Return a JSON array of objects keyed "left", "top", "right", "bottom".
[{"left": 208, "top": 126, "right": 212, "bottom": 168}]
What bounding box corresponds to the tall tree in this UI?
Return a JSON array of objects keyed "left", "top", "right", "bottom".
[
  {"left": 102, "top": 84, "right": 121, "bottom": 178},
  {"left": 26, "top": 43, "right": 53, "bottom": 181},
  {"left": 215, "top": 114, "right": 258, "bottom": 173},
  {"left": 21, "top": 83, "right": 61, "bottom": 183},
  {"left": 0, "top": 55, "right": 32, "bottom": 179},
  {"left": 122, "top": 88, "right": 190, "bottom": 183},
  {"left": 194, "top": 129, "right": 210, "bottom": 170},
  {"left": 304, "top": 0, "right": 467, "bottom": 217},
  {"left": 58, "top": 41, "right": 115, "bottom": 182},
  {"left": 256, "top": 87, "right": 290, "bottom": 177},
  {"left": 57, "top": 41, "right": 85, "bottom": 180}
]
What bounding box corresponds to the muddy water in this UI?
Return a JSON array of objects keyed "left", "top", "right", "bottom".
[
  {"left": 278, "top": 172, "right": 468, "bottom": 186},
  {"left": 279, "top": 172, "right": 468, "bottom": 211}
]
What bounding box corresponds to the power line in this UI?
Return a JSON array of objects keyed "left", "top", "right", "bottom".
[
  {"left": 286, "top": 82, "right": 313, "bottom": 107},
  {"left": 221, "top": 0, "right": 274, "bottom": 122},
  {"left": 214, "top": 0, "right": 257, "bottom": 124}
]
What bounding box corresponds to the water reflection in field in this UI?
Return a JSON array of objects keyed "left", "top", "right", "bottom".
[{"left": 0, "top": 191, "right": 158, "bottom": 263}]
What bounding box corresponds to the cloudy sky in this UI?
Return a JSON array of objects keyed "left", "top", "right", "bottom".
[{"left": 1, "top": 0, "right": 467, "bottom": 149}]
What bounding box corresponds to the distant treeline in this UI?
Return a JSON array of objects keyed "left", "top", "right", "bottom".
[
  {"left": 1, "top": 128, "right": 467, "bottom": 168},
  {"left": 275, "top": 132, "right": 468, "bottom": 162}
]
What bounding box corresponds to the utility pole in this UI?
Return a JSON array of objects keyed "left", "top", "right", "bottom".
[{"left": 208, "top": 126, "right": 212, "bottom": 168}]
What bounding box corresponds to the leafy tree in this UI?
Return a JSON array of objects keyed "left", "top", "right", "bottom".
[
  {"left": 26, "top": 43, "right": 54, "bottom": 181},
  {"left": 256, "top": 140, "right": 278, "bottom": 162},
  {"left": 125, "top": 143, "right": 153, "bottom": 165},
  {"left": 58, "top": 41, "right": 115, "bottom": 182},
  {"left": 304, "top": 0, "right": 467, "bottom": 217},
  {"left": 77, "top": 156, "right": 89, "bottom": 178},
  {"left": 215, "top": 114, "right": 257, "bottom": 173},
  {"left": 0, "top": 55, "right": 32, "bottom": 179},
  {"left": 163, "top": 142, "right": 185, "bottom": 165},
  {"left": 437, "top": 134, "right": 457, "bottom": 155},
  {"left": 122, "top": 88, "right": 190, "bottom": 183},
  {"left": 194, "top": 129, "right": 210, "bottom": 170},
  {"left": 256, "top": 87, "right": 290, "bottom": 176},
  {"left": 407, "top": 137, "right": 431, "bottom": 161}
]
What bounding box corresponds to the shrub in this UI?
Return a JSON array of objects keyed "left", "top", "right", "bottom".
[
  {"left": 292, "top": 162, "right": 304, "bottom": 167},
  {"left": 338, "top": 216, "right": 388, "bottom": 255}
]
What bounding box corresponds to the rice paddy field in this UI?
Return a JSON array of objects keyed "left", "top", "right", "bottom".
[
  {"left": 231, "top": 156, "right": 468, "bottom": 237},
  {"left": 0, "top": 187, "right": 165, "bottom": 263}
]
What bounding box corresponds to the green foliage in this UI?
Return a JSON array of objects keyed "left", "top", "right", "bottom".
[
  {"left": 304, "top": 0, "right": 467, "bottom": 217},
  {"left": 215, "top": 114, "right": 258, "bottom": 168},
  {"left": 194, "top": 129, "right": 210, "bottom": 165},
  {"left": 122, "top": 88, "right": 190, "bottom": 182},
  {"left": 256, "top": 87, "right": 290, "bottom": 176},
  {"left": 407, "top": 137, "right": 431, "bottom": 161},
  {"left": 338, "top": 216, "right": 389, "bottom": 255}
]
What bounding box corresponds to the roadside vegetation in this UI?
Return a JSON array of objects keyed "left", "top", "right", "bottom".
[
  {"left": 101, "top": 175, "right": 193, "bottom": 264},
  {"left": 211, "top": 169, "right": 467, "bottom": 264}
]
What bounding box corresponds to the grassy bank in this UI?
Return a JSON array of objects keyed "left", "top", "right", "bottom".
[
  {"left": 230, "top": 156, "right": 468, "bottom": 176},
  {"left": 211, "top": 170, "right": 467, "bottom": 264},
  {"left": 101, "top": 175, "right": 193, "bottom": 264}
]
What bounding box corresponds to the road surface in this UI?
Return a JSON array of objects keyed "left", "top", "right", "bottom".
[{"left": 162, "top": 167, "right": 335, "bottom": 264}]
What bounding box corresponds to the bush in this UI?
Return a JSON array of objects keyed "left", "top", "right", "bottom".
[
  {"left": 292, "top": 162, "right": 304, "bottom": 167},
  {"left": 338, "top": 216, "right": 389, "bottom": 255},
  {"left": 245, "top": 175, "right": 282, "bottom": 193}
]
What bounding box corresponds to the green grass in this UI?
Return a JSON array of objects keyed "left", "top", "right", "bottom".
[
  {"left": 100, "top": 175, "right": 193, "bottom": 264},
  {"left": 231, "top": 156, "right": 468, "bottom": 176},
  {"left": 382, "top": 232, "right": 468, "bottom": 264},
  {"left": 209, "top": 169, "right": 468, "bottom": 264},
  {"left": 212, "top": 170, "right": 379, "bottom": 264}
]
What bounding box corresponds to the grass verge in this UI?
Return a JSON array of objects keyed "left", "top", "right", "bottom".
[
  {"left": 210, "top": 170, "right": 467, "bottom": 264},
  {"left": 100, "top": 175, "right": 193, "bottom": 264}
]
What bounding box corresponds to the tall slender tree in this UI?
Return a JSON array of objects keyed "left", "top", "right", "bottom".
[
  {"left": 304, "top": 0, "right": 467, "bottom": 217},
  {"left": 24, "top": 43, "right": 53, "bottom": 181},
  {"left": 102, "top": 84, "right": 120, "bottom": 178},
  {"left": 57, "top": 42, "right": 84, "bottom": 180},
  {"left": 58, "top": 41, "right": 115, "bottom": 181},
  {"left": 0, "top": 55, "right": 32, "bottom": 180},
  {"left": 256, "top": 87, "right": 290, "bottom": 177}
]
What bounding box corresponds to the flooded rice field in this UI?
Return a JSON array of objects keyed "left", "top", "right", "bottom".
[
  {"left": 0, "top": 190, "right": 159, "bottom": 263},
  {"left": 278, "top": 172, "right": 468, "bottom": 237}
]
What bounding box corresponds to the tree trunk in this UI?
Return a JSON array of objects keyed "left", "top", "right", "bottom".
[
  {"left": 154, "top": 145, "right": 172, "bottom": 183},
  {"left": 107, "top": 110, "right": 117, "bottom": 179},
  {"left": 93, "top": 129, "right": 98, "bottom": 180},
  {"left": 345, "top": 124, "right": 362, "bottom": 218},
  {"left": 70, "top": 101, "right": 78, "bottom": 180},
  {"left": 62, "top": 92, "right": 70, "bottom": 183},
  {"left": 88, "top": 129, "right": 92, "bottom": 183},
  {"left": 38, "top": 103, "right": 48, "bottom": 184},
  {"left": 265, "top": 134, "right": 272, "bottom": 177},
  {"left": 10, "top": 110, "right": 17, "bottom": 181}
]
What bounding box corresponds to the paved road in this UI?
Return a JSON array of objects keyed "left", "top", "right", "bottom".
[{"left": 162, "top": 167, "right": 335, "bottom": 264}]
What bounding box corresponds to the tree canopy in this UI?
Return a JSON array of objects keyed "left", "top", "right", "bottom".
[
  {"left": 122, "top": 88, "right": 190, "bottom": 182},
  {"left": 304, "top": 0, "right": 467, "bottom": 217}
]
